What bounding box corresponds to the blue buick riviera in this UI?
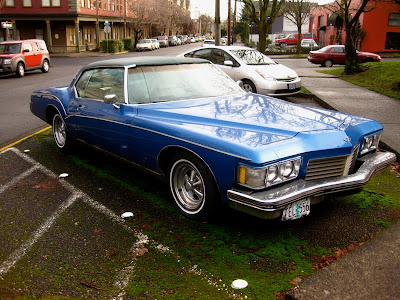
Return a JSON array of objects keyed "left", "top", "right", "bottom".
[{"left": 30, "top": 57, "right": 396, "bottom": 221}]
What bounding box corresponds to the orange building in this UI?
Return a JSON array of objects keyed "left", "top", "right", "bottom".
[{"left": 309, "top": 0, "right": 400, "bottom": 53}]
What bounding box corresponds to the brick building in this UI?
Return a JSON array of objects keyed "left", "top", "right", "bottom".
[
  {"left": 309, "top": 0, "right": 400, "bottom": 52},
  {"left": 0, "top": 0, "right": 190, "bottom": 53}
]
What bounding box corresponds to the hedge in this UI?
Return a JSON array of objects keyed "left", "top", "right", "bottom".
[{"left": 101, "top": 39, "right": 124, "bottom": 53}]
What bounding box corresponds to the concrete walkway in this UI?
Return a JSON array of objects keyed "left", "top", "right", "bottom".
[{"left": 286, "top": 66, "right": 400, "bottom": 300}]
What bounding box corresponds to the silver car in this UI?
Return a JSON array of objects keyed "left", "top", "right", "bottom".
[{"left": 179, "top": 46, "right": 301, "bottom": 96}]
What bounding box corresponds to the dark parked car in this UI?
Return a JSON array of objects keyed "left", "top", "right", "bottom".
[
  {"left": 30, "top": 57, "right": 395, "bottom": 221},
  {"left": 308, "top": 45, "right": 382, "bottom": 67},
  {"left": 0, "top": 39, "right": 50, "bottom": 77}
]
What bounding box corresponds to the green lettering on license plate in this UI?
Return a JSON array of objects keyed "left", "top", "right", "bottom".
[{"left": 281, "top": 198, "right": 310, "bottom": 221}]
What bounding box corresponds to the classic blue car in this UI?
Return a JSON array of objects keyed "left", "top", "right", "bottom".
[{"left": 30, "top": 57, "right": 396, "bottom": 221}]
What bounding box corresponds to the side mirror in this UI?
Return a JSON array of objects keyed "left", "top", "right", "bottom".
[
  {"left": 104, "top": 94, "right": 118, "bottom": 104},
  {"left": 224, "top": 60, "right": 234, "bottom": 66}
]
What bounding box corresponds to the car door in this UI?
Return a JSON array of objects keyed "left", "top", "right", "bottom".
[
  {"left": 67, "top": 67, "right": 138, "bottom": 157},
  {"left": 22, "top": 42, "right": 36, "bottom": 68},
  {"left": 31, "top": 41, "right": 42, "bottom": 67},
  {"left": 330, "top": 46, "right": 346, "bottom": 64},
  {"left": 210, "top": 48, "right": 239, "bottom": 80}
]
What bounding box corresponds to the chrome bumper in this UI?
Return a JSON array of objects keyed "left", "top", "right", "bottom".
[{"left": 227, "top": 151, "right": 396, "bottom": 219}]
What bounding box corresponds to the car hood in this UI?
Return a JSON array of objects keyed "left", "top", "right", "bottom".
[
  {"left": 244, "top": 63, "right": 298, "bottom": 80},
  {"left": 136, "top": 93, "right": 380, "bottom": 162}
]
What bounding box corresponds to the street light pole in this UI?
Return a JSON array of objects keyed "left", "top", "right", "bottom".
[
  {"left": 215, "top": 0, "right": 221, "bottom": 45},
  {"left": 227, "top": 0, "right": 231, "bottom": 45}
]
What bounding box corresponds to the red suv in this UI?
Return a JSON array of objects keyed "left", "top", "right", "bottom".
[
  {"left": 276, "top": 33, "right": 317, "bottom": 46},
  {"left": 0, "top": 39, "right": 50, "bottom": 77}
]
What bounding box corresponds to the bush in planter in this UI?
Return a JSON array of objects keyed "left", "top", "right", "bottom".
[
  {"left": 101, "top": 39, "right": 124, "bottom": 53},
  {"left": 123, "top": 38, "right": 134, "bottom": 51}
]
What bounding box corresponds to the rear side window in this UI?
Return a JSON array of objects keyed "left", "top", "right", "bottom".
[
  {"left": 185, "top": 48, "right": 211, "bottom": 60},
  {"left": 23, "top": 43, "right": 33, "bottom": 52}
]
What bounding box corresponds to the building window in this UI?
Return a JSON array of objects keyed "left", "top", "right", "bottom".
[
  {"left": 385, "top": 32, "right": 400, "bottom": 49},
  {"left": 42, "top": 0, "right": 60, "bottom": 6},
  {"left": 5, "top": 0, "right": 15, "bottom": 6},
  {"left": 69, "top": 28, "right": 77, "bottom": 45},
  {"left": 23, "top": 0, "right": 32, "bottom": 7},
  {"left": 388, "top": 13, "right": 400, "bottom": 26}
]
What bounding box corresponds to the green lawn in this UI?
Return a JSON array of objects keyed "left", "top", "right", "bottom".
[{"left": 318, "top": 62, "right": 400, "bottom": 100}]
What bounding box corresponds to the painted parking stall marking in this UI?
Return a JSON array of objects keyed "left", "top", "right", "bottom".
[{"left": 0, "top": 147, "right": 233, "bottom": 298}]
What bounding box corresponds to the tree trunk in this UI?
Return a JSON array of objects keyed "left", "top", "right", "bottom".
[
  {"left": 297, "top": 25, "right": 302, "bottom": 54},
  {"left": 258, "top": 22, "right": 267, "bottom": 53},
  {"left": 344, "top": 21, "right": 361, "bottom": 74}
]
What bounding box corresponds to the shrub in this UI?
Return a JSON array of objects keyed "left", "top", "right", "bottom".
[
  {"left": 123, "top": 38, "right": 134, "bottom": 51},
  {"left": 101, "top": 40, "right": 124, "bottom": 53}
]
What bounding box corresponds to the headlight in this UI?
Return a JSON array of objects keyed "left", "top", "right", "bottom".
[
  {"left": 3, "top": 59, "right": 12, "bottom": 64},
  {"left": 256, "top": 70, "right": 275, "bottom": 81},
  {"left": 360, "top": 133, "right": 381, "bottom": 155},
  {"left": 237, "top": 157, "right": 301, "bottom": 189}
]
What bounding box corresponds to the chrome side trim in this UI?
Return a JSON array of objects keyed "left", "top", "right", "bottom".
[
  {"left": 65, "top": 115, "right": 251, "bottom": 161},
  {"left": 228, "top": 151, "right": 396, "bottom": 218}
]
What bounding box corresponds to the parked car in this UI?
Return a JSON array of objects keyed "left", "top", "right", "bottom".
[
  {"left": 276, "top": 33, "right": 317, "bottom": 47},
  {"left": 301, "top": 39, "right": 318, "bottom": 48},
  {"left": 179, "top": 45, "right": 302, "bottom": 96},
  {"left": 151, "top": 38, "right": 160, "bottom": 49},
  {"left": 0, "top": 39, "right": 50, "bottom": 77},
  {"left": 168, "top": 36, "right": 178, "bottom": 46},
  {"left": 30, "top": 56, "right": 395, "bottom": 221},
  {"left": 157, "top": 36, "right": 169, "bottom": 47},
  {"left": 308, "top": 45, "right": 382, "bottom": 67},
  {"left": 202, "top": 39, "right": 215, "bottom": 47},
  {"left": 136, "top": 39, "right": 155, "bottom": 51}
]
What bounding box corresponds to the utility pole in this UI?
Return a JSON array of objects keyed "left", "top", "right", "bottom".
[
  {"left": 233, "top": 0, "right": 237, "bottom": 45},
  {"left": 227, "top": 0, "right": 231, "bottom": 45},
  {"left": 215, "top": 0, "right": 221, "bottom": 45}
]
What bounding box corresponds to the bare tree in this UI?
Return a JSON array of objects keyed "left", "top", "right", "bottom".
[
  {"left": 239, "top": 0, "right": 286, "bottom": 53},
  {"left": 284, "top": 0, "right": 316, "bottom": 53},
  {"left": 323, "top": 0, "right": 375, "bottom": 74}
]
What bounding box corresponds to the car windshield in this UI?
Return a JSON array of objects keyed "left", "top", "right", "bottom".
[
  {"left": 127, "top": 63, "right": 244, "bottom": 104},
  {"left": 139, "top": 40, "right": 151, "bottom": 43},
  {"left": 229, "top": 49, "right": 276, "bottom": 65},
  {"left": 0, "top": 43, "right": 21, "bottom": 54}
]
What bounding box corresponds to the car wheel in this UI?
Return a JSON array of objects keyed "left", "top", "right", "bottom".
[
  {"left": 16, "top": 62, "right": 25, "bottom": 77},
  {"left": 323, "top": 59, "right": 333, "bottom": 67},
  {"left": 242, "top": 80, "right": 257, "bottom": 93},
  {"left": 364, "top": 58, "right": 374, "bottom": 63},
  {"left": 41, "top": 59, "right": 50, "bottom": 73},
  {"left": 168, "top": 152, "right": 221, "bottom": 220},
  {"left": 52, "top": 113, "right": 74, "bottom": 151},
  {"left": 280, "top": 42, "right": 287, "bottom": 47}
]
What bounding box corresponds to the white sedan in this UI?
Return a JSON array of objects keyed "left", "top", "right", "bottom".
[
  {"left": 178, "top": 46, "right": 301, "bottom": 96},
  {"left": 136, "top": 39, "right": 154, "bottom": 51}
]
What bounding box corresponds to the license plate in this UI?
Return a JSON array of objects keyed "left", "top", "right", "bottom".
[
  {"left": 288, "top": 83, "right": 296, "bottom": 90},
  {"left": 281, "top": 198, "right": 310, "bottom": 221}
]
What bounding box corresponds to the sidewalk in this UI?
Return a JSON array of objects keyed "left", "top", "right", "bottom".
[
  {"left": 286, "top": 67, "right": 400, "bottom": 299},
  {"left": 297, "top": 67, "right": 400, "bottom": 157}
]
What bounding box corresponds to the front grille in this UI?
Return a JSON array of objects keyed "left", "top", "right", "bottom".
[
  {"left": 305, "top": 148, "right": 358, "bottom": 181},
  {"left": 277, "top": 78, "right": 296, "bottom": 82}
]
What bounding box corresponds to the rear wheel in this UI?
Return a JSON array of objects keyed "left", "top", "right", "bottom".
[
  {"left": 242, "top": 80, "right": 257, "bottom": 93},
  {"left": 41, "top": 59, "right": 50, "bottom": 73},
  {"left": 16, "top": 62, "right": 25, "bottom": 77},
  {"left": 323, "top": 59, "right": 333, "bottom": 67},
  {"left": 168, "top": 152, "right": 221, "bottom": 220},
  {"left": 364, "top": 57, "right": 374, "bottom": 63},
  {"left": 52, "top": 113, "right": 74, "bottom": 151}
]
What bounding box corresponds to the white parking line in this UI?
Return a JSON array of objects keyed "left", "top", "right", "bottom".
[{"left": 0, "top": 147, "right": 232, "bottom": 298}]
